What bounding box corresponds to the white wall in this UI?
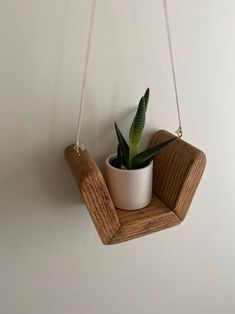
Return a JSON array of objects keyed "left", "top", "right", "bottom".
[{"left": 0, "top": 0, "right": 234, "bottom": 313}]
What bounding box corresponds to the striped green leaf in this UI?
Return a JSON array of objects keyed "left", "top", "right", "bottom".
[
  {"left": 129, "top": 92, "right": 149, "bottom": 167},
  {"left": 143, "top": 88, "right": 150, "bottom": 111},
  {"left": 131, "top": 137, "right": 177, "bottom": 169},
  {"left": 114, "top": 122, "right": 130, "bottom": 168}
]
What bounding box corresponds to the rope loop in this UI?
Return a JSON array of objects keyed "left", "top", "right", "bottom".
[
  {"left": 75, "top": 0, "right": 184, "bottom": 154},
  {"left": 163, "top": 0, "right": 183, "bottom": 138},
  {"left": 75, "top": 0, "right": 97, "bottom": 151}
]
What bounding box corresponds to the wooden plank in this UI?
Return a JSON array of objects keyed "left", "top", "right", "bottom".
[
  {"left": 110, "top": 194, "right": 181, "bottom": 244},
  {"left": 149, "top": 130, "right": 207, "bottom": 220},
  {"left": 65, "top": 145, "right": 121, "bottom": 244}
]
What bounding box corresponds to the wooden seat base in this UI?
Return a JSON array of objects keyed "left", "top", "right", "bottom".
[
  {"left": 112, "top": 194, "right": 181, "bottom": 244},
  {"left": 65, "top": 130, "right": 206, "bottom": 245}
]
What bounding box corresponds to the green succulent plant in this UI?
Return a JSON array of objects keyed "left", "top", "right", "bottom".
[{"left": 111, "top": 88, "right": 177, "bottom": 170}]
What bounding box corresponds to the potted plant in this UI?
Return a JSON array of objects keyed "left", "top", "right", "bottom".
[{"left": 106, "top": 88, "right": 177, "bottom": 210}]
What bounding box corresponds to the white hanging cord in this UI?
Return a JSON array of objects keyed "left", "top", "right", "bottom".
[
  {"left": 163, "top": 0, "right": 183, "bottom": 138},
  {"left": 75, "top": 0, "right": 97, "bottom": 153}
]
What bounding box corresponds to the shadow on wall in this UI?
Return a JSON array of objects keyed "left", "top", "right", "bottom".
[{"left": 33, "top": 144, "right": 83, "bottom": 208}]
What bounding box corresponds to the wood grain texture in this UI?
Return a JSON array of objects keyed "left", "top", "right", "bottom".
[
  {"left": 110, "top": 194, "right": 181, "bottom": 244},
  {"left": 149, "top": 130, "right": 207, "bottom": 220},
  {"left": 65, "top": 130, "right": 206, "bottom": 244},
  {"left": 65, "top": 145, "right": 121, "bottom": 244}
]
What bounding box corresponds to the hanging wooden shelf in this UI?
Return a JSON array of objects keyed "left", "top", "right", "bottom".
[{"left": 65, "top": 130, "right": 206, "bottom": 245}]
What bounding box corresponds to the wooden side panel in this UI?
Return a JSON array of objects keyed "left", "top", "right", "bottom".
[
  {"left": 110, "top": 194, "right": 181, "bottom": 244},
  {"left": 65, "top": 145, "right": 121, "bottom": 244},
  {"left": 149, "top": 130, "right": 206, "bottom": 220}
]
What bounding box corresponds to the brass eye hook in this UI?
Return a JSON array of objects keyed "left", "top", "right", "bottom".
[{"left": 176, "top": 126, "right": 183, "bottom": 138}]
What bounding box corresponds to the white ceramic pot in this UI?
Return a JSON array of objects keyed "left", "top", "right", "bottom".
[{"left": 106, "top": 154, "right": 153, "bottom": 210}]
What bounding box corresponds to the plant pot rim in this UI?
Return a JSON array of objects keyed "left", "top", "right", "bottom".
[{"left": 106, "top": 153, "right": 153, "bottom": 173}]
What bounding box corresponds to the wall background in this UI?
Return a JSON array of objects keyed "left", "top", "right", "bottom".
[{"left": 0, "top": 0, "right": 235, "bottom": 313}]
